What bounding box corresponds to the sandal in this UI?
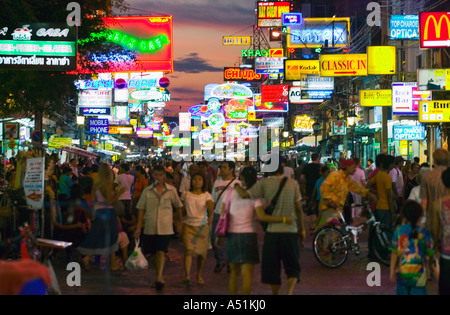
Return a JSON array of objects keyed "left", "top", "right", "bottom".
[
  {"left": 197, "top": 278, "right": 204, "bottom": 286},
  {"left": 183, "top": 279, "right": 191, "bottom": 288}
]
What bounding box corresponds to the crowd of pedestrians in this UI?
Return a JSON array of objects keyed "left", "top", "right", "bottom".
[
  {"left": 36, "top": 148, "right": 450, "bottom": 295},
  {"left": 295, "top": 149, "right": 449, "bottom": 296}
]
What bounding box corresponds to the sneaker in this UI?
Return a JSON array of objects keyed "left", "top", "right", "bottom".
[{"left": 214, "top": 262, "right": 226, "bottom": 273}]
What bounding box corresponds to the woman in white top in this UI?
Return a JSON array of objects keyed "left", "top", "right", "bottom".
[
  {"left": 181, "top": 172, "right": 214, "bottom": 288},
  {"left": 223, "top": 166, "right": 294, "bottom": 295}
]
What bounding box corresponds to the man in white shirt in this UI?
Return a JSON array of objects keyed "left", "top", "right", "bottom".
[
  {"left": 282, "top": 158, "right": 295, "bottom": 179},
  {"left": 210, "top": 161, "right": 240, "bottom": 273}
]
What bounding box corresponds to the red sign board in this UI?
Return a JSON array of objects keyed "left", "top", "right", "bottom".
[
  {"left": 78, "top": 16, "right": 173, "bottom": 73},
  {"left": 223, "top": 67, "right": 262, "bottom": 82},
  {"left": 261, "top": 85, "right": 289, "bottom": 103},
  {"left": 419, "top": 12, "right": 450, "bottom": 48},
  {"left": 257, "top": 2, "right": 291, "bottom": 27}
]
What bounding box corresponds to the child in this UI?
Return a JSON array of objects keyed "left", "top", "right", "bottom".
[
  {"left": 180, "top": 172, "right": 214, "bottom": 288},
  {"left": 390, "top": 200, "right": 435, "bottom": 295}
]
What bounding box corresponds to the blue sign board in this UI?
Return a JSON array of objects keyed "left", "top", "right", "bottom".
[
  {"left": 390, "top": 15, "right": 419, "bottom": 40},
  {"left": 282, "top": 13, "right": 303, "bottom": 26},
  {"left": 89, "top": 118, "right": 109, "bottom": 134},
  {"left": 393, "top": 125, "right": 425, "bottom": 141},
  {"left": 81, "top": 107, "right": 111, "bottom": 116}
]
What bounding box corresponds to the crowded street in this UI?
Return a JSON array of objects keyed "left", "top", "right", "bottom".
[{"left": 0, "top": 0, "right": 449, "bottom": 298}]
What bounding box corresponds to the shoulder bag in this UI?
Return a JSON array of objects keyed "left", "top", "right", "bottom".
[{"left": 261, "top": 177, "right": 288, "bottom": 232}]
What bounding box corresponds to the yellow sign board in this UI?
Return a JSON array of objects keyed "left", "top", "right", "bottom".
[
  {"left": 222, "top": 36, "right": 252, "bottom": 46},
  {"left": 360, "top": 90, "right": 392, "bottom": 106},
  {"left": 109, "top": 126, "right": 133, "bottom": 135},
  {"left": 399, "top": 140, "right": 408, "bottom": 155},
  {"left": 419, "top": 100, "right": 450, "bottom": 123},
  {"left": 48, "top": 137, "right": 72, "bottom": 148},
  {"left": 447, "top": 69, "right": 450, "bottom": 90},
  {"left": 367, "top": 46, "right": 396, "bottom": 75},
  {"left": 285, "top": 60, "right": 320, "bottom": 80},
  {"left": 319, "top": 54, "right": 368, "bottom": 77}
]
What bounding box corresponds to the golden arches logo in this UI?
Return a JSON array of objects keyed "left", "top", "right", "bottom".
[{"left": 424, "top": 14, "right": 450, "bottom": 40}]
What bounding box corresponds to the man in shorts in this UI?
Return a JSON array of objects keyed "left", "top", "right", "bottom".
[{"left": 134, "top": 165, "right": 183, "bottom": 290}]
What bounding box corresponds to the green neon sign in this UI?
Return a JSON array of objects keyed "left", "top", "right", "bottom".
[{"left": 78, "top": 30, "right": 170, "bottom": 53}]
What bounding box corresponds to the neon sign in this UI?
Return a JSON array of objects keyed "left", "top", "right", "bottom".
[
  {"left": 129, "top": 88, "right": 170, "bottom": 102},
  {"left": 189, "top": 104, "right": 217, "bottom": 117},
  {"left": 224, "top": 67, "right": 262, "bottom": 81},
  {"left": 77, "top": 16, "right": 173, "bottom": 73},
  {"left": 208, "top": 113, "right": 225, "bottom": 129},
  {"left": 287, "top": 18, "right": 350, "bottom": 48},
  {"left": 75, "top": 78, "right": 159, "bottom": 90},
  {"left": 210, "top": 83, "right": 253, "bottom": 99},
  {"left": 241, "top": 49, "right": 269, "bottom": 57},
  {"left": 79, "top": 30, "right": 170, "bottom": 53},
  {"left": 224, "top": 99, "right": 251, "bottom": 120}
]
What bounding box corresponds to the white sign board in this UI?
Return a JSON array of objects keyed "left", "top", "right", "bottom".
[
  {"left": 78, "top": 90, "right": 112, "bottom": 107},
  {"left": 23, "top": 157, "right": 45, "bottom": 209}
]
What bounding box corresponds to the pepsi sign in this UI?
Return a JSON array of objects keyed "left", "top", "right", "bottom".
[
  {"left": 81, "top": 107, "right": 111, "bottom": 116},
  {"left": 282, "top": 13, "right": 303, "bottom": 26}
]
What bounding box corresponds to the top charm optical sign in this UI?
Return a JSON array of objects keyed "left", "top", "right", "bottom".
[{"left": 390, "top": 15, "right": 419, "bottom": 40}]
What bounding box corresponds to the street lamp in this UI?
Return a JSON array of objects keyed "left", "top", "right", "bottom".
[{"left": 312, "top": 122, "right": 320, "bottom": 152}]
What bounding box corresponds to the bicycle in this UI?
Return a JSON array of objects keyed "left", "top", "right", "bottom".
[{"left": 312, "top": 201, "right": 393, "bottom": 268}]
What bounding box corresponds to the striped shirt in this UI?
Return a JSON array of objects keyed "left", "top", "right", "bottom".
[{"left": 248, "top": 176, "right": 302, "bottom": 233}]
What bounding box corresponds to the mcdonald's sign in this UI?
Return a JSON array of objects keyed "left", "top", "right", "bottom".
[{"left": 419, "top": 12, "right": 450, "bottom": 48}]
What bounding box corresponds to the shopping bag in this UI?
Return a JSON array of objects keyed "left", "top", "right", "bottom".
[
  {"left": 125, "top": 239, "right": 148, "bottom": 271},
  {"left": 215, "top": 189, "right": 232, "bottom": 237}
]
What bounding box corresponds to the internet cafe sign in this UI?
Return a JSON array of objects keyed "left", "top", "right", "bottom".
[{"left": 0, "top": 23, "right": 76, "bottom": 70}]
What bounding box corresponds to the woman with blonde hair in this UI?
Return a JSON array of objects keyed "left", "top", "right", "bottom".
[{"left": 78, "top": 163, "right": 125, "bottom": 271}]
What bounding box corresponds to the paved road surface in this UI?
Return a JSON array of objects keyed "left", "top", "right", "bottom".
[{"left": 51, "top": 218, "right": 439, "bottom": 296}]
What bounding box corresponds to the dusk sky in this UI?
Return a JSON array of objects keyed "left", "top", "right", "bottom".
[{"left": 123, "top": 0, "right": 262, "bottom": 115}]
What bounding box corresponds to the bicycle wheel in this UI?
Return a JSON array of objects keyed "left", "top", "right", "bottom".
[
  {"left": 372, "top": 226, "right": 393, "bottom": 266},
  {"left": 313, "top": 227, "right": 349, "bottom": 268}
]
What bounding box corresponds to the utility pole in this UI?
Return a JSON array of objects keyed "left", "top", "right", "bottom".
[{"left": 381, "top": 0, "right": 390, "bottom": 154}]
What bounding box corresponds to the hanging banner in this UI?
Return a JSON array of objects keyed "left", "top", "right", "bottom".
[
  {"left": 23, "top": 157, "right": 45, "bottom": 210},
  {"left": 319, "top": 54, "right": 368, "bottom": 76}
]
